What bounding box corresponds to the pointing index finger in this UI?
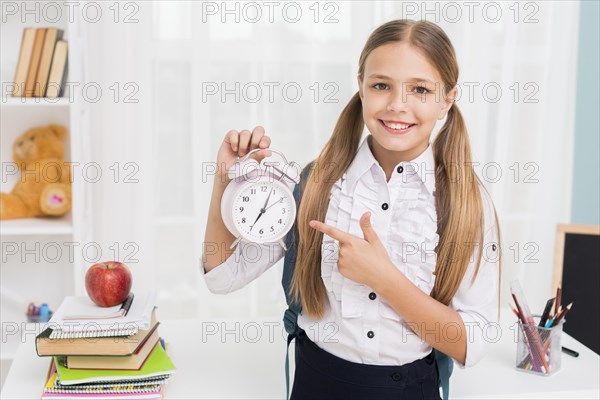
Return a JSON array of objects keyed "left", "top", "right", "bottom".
[{"left": 309, "top": 220, "right": 352, "bottom": 243}]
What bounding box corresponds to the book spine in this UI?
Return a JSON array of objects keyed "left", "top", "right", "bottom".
[
  {"left": 46, "top": 40, "right": 68, "bottom": 99},
  {"left": 24, "top": 28, "right": 47, "bottom": 97},
  {"left": 12, "top": 28, "right": 36, "bottom": 97},
  {"left": 34, "top": 28, "right": 64, "bottom": 97}
]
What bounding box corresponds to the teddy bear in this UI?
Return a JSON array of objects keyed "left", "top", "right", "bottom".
[{"left": 0, "top": 124, "right": 72, "bottom": 220}]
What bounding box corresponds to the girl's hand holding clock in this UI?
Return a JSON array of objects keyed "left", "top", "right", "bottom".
[{"left": 216, "top": 126, "right": 272, "bottom": 183}]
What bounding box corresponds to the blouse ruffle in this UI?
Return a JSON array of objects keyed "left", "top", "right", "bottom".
[{"left": 320, "top": 168, "right": 439, "bottom": 321}]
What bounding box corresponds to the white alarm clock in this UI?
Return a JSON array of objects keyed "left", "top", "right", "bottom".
[{"left": 221, "top": 149, "right": 301, "bottom": 250}]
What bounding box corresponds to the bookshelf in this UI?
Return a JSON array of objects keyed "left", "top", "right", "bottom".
[{"left": 0, "top": 2, "right": 91, "bottom": 379}]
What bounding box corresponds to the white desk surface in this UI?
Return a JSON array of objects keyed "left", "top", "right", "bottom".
[{"left": 2, "top": 309, "right": 599, "bottom": 400}]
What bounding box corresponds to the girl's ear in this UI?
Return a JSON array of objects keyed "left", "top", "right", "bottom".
[{"left": 438, "top": 86, "right": 457, "bottom": 120}]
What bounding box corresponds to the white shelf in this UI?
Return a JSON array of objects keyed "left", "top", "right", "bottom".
[
  {"left": 0, "top": 214, "right": 73, "bottom": 236},
  {"left": 1, "top": 97, "right": 71, "bottom": 107},
  {"left": 0, "top": 3, "right": 91, "bottom": 370}
]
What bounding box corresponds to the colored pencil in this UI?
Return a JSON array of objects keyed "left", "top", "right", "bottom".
[
  {"left": 551, "top": 302, "right": 573, "bottom": 327},
  {"left": 555, "top": 286, "right": 561, "bottom": 316}
]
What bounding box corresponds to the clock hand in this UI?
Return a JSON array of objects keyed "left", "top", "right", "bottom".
[
  {"left": 262, "top": 188, "right": 274, "bottom": 209},
  {"left": 249, "top": 211, "right": 263, "bottom": 231},
  {"left": 250, "top": 190, "right": 274, "bottom": 231},
  {"left": 264, "top": 196, "right": 285, "bottom": 212},
  {"left": 250, "top": 196, "right": 285, "bottom": 232}
]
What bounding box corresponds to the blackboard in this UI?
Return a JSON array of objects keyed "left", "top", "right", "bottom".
[{"left": 552, "top": 224, "right": 600, "bottom": 354}]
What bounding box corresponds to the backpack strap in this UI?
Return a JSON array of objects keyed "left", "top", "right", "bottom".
[
  {"left": 282, "top": 162, "right": 313, "bottom": 335},
  {"left": 282, "top": 161, "right": 313, "bottom": 399},
  {"left": 434, "top": 348, "right": 453, "bottom": 400}
]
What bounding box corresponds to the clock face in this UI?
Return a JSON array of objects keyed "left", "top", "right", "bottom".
[{"left": 232, "top": 180, "right": 295, "bottom": 242}]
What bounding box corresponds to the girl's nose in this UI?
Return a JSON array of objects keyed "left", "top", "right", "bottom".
[
  {"left": 386, "top": 88, "right": 409, "bottom": 112},
  {"left": 386, "top": 98, "right": 408, "bottom": 113}
]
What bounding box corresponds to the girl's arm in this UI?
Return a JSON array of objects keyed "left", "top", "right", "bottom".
[
  {"left": 375, "top": 196, "right": 500, "bottom": 367},
  {"left": 376, "top": 267, "right": 469, "bottom": 364},
  {"left": 201, "top": 128, "right": 284, "bottom": 293},
  {"left": 310, "top": 193, "right": 500, "bottom": 367},
  {"left": 373, "top": 191, "right": 500, "bottom": 368},
  {"left": 203, "top": 177, "right": 237, "bottom": 272},
  {"left": 203, "top": 127, "right": 272, "bottom": 271},
  {"left": 201, "top": 175, "right": 285, "bottom": 294}
]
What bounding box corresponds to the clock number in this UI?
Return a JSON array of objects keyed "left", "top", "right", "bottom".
[
  {"left": 251, "top": 188, "right": 256, "bottom": 194},
  {"left": 259, "top": 228, "right": 264, "bottom": 234},
  {"left": 242, "top": 196, "right": 249, "bottom": 202},
  {"left": 278, "top": 219, "right": 283, "bottom": 224},
  {"left": 270, "top": 226, "right": 274, "bottom": 232},
  {"left": 240, "top": 206, "right": 244, "bottom": 212},
  {"left": 282, "top": 208, "right": 286, "bottom": 214},
  {"left": 261, "top": 186, "right": 267, "bottom": 192},
  {"left": 242, "top": 217, "right": 246, "bottom": 223}
]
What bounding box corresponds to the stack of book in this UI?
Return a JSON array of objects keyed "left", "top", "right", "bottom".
[
  {"left": 35, "top": 292, "right": 175, "bottom": 399},
  {"left": 12, "top": 27, "right": 68, "bottom": 98}
]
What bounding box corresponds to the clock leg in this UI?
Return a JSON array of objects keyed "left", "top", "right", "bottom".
[
  {"left": 279, "top": 239, "right": 288, "bottom": 251},
  {"left": 230, "top": 236, "right": 242, "bottom": 250}
]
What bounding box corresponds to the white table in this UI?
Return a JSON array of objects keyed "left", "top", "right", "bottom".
[{"left": 2, "top": 310, "right": 599, "bottom": 399}]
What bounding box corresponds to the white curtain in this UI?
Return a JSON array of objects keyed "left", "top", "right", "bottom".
[
  {"left": 83, "top": 1, "right": 580, "bottom": 319},
  {"left": 82, "top": 5, "right": 156, "bottom": 295}
]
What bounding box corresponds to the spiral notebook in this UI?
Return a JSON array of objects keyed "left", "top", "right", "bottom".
[
  {"left": 43, "top": 362, "right": 165, "bottom": 400},
  {"left": 36, "top": 311, "right": 159, "bottom": 357},
  {"left": 48, "top": 292, "right": 156, "bottom": 339}
]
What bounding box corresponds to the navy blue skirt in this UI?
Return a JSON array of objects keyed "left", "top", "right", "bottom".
[{"left": 290, "top": 331, "right": 442, "bottom": 400}]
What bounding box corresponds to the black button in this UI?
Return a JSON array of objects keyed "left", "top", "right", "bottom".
[
  {"left": 492, "top": 244, "right": 497, "bottom": 251},
  {"left": 369, "top": 292, "right": 377, "bottom": 300},
  {"left": 367, "top": 331, "right": 374, "bottom": 339},
  {"left": 391, "top": 372, "right": 402, "bottom": 381},
  {"left": 381, "top": 203, "right": 389, "bottom": 210},
  {"left": 397, "top": 165, "right": 404, "bottom": 174}
]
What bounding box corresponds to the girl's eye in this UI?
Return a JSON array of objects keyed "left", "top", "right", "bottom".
[
  {"left": 372, "top": 83, "right": 389, "bottom": 90},
  {"left": 414, "top": 86, "right": 429, "bottom": 94}
]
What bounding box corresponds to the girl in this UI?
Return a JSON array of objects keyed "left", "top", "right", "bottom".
[{"left": 203, "top": 19, "right": 501, "bottom": 400}]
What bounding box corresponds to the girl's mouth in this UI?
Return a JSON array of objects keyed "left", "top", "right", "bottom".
[{"left": 379, "top": 120, "right": 415, "bottom": 134}]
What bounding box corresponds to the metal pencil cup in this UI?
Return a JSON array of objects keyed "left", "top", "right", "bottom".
[{"left": 516, "top": 320, "right": 563, "bottom": 376}]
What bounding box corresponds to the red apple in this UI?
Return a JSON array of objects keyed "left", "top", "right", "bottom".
[{"left": 85, "top": 261, "right": 132, "bottom": 307}]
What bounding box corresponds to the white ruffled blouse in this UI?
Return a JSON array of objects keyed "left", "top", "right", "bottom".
[{"left": 202, "top": 134, "right": 500, "bottom": 369}]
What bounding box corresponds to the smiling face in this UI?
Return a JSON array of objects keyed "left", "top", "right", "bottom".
[{"left": 358, "top": 42, "right": 456, "bottom": 165}]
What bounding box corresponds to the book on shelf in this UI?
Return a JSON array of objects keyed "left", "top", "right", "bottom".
[
  {"left": 11, "top": 27, "right": 69, "bottom": 99},
  {"left": 46, "top": 40, "right": 68, "bottom": 99},
  {"left": 36, "top": 310, "right": 159, "bottom": 357},
  {"left": 34, "top": 28, "right": 64, "bottom": 97},
  {"left": 12, "top": 28, "right": 35, "bottom": 97},
  {"left": 47, "top": 291, "right": 156, "bottom": 339},
  {"left": 24, "top": 28, "right": 46, "bottom": 97},
  {"left": 65, "top": 328, "right": 160, "bottom": 370}
]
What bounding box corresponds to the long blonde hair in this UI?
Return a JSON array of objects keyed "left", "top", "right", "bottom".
[{"left": 291, "top": 19, "right": 501, "bottom": 319}]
